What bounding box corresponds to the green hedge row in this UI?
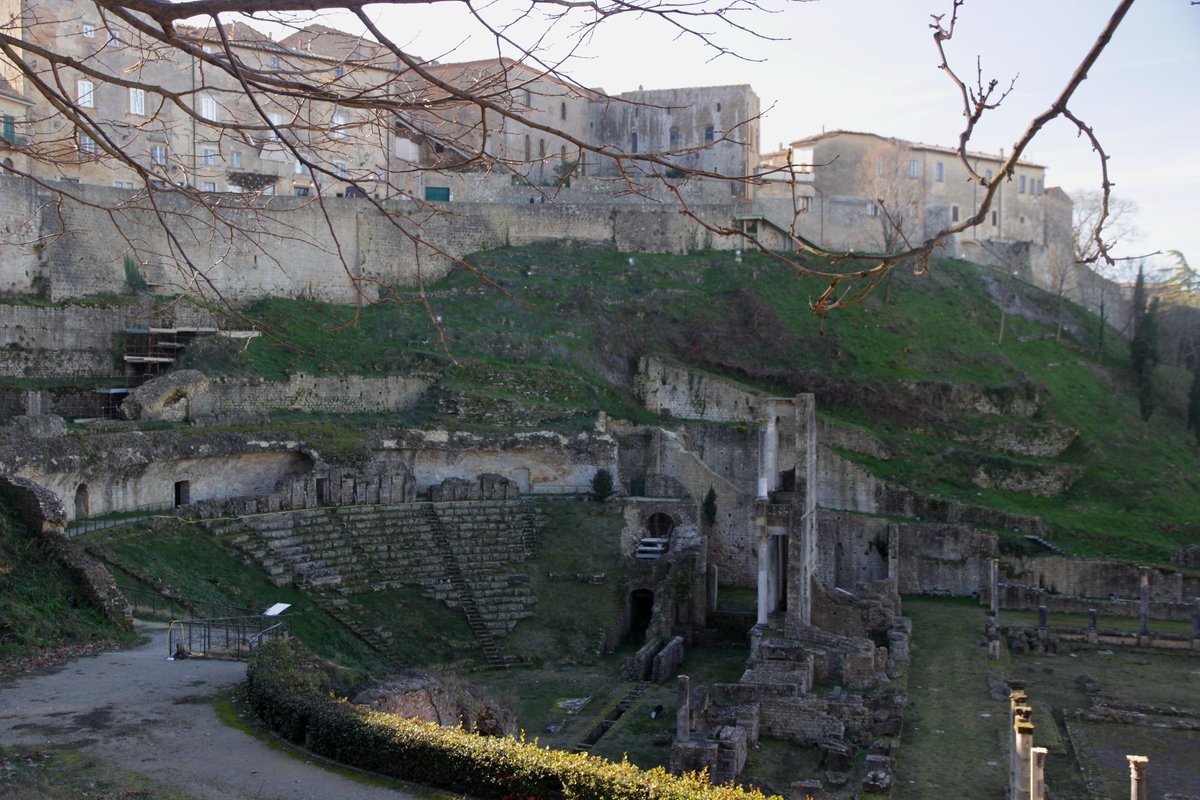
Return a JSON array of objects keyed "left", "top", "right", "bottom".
[{"left": 246, "top": 640, "right": 777, "bottom": 799}]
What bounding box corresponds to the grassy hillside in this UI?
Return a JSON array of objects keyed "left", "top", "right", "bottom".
[{"left": 184, "top": 244, "right": 1199, "bottom": 563}]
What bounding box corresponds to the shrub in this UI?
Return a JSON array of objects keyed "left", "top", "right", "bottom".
[
  {"left": 246, "top": 639, "right": 777, "bottom": 800},
  {"left": 591, "top": 468, "right": 614, "bottom": 502}
]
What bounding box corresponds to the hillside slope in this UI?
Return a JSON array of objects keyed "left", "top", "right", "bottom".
[{"left": 192, "top": 244, "right": 1199, "bottom": 563}]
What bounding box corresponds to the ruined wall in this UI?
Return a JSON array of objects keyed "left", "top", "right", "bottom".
[
  {"left": 635, "top": 356, "right": 761, "bottom": 423},
  {"left": 192, "top": 374, "right": 429, "bottom": 417},
  {"left": 1001, "top": 556, "right": 1200, "bottom": 603},
  {"left": 373, "top": 429, "right": 618, "bottom": 496},
  {"left": 0, "top": 430, "right": 319, "bottom": 521},
  {"left": 895, "top": 521, "right": 997, "bottom": 596}
]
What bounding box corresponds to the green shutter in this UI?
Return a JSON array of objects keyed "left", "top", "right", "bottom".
[{"left": 424, "top": 186, "right": 450, "bottom": 202}]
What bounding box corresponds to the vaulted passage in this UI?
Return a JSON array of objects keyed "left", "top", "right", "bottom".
[{"left": 628, "top": 589, "right": 655, "bottom": 644}]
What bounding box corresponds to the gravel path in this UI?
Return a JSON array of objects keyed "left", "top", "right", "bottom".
[{"left": 0, "top": 623, "right": 433, "bottom": 799}]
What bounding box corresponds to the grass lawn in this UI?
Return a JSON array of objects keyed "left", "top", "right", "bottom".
[{"left": 893, "top": 596, "right": 1008, "bottom": 800}]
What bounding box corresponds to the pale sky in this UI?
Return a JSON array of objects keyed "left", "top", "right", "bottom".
[{"left": 308, "top": 0, "right": 1199, "bottom": 275}]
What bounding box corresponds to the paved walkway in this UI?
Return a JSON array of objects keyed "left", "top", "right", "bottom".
[{"left": 0, "top": 623, "right": 439, "bottom": 799}]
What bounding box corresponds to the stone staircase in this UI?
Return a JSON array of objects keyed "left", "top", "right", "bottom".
[{"left": 209, "top": 500, "right": 540, "bottom": 668}]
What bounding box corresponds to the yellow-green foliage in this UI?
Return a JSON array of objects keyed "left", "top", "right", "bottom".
[{"left": 247, "top": 640, "right": 778, "bottom": 800}]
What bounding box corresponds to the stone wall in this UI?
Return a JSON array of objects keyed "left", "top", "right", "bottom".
[
  {"left": 191, "top": 374, "right": 429, "bottom": 418},
  {"left": 894, "top": 521, "right": 997, "bottom": 596},
  {"left": 1001, "top": 556, "right": 1200, "bottom": 603},
  {"left": 373, "top": 429, "right": 618, "bottom": 496},
  {"left": 635, "top": 356, "right": 761, "bottom": 423},
  {"left": 997, "top": 584, "right": 1197, "bottom": 622},
  {"left": 0, "top": 176, "right": 748, "bottom": 304}
]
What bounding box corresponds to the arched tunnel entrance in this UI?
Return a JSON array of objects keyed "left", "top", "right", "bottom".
[{"left": 628, "top": 589, "right": 655, "bottom": 644}]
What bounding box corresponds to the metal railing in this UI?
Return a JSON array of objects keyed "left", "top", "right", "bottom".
[
  {"left": 168, "top": 615, "right": 292, "bottom": 660},
  {"left": 119, "top": 583, "right": 256, "bottom": 622},
  {"left": 66, "top": 503, "right": 176, "bottom": 537}
]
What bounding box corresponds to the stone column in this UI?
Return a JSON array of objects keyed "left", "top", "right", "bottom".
[
  {"left": 757, "top": 414, "right": 778, "bottom": 499},
  {"left": 1087, "top": 608, "right": 1098, "bottom": 644},
  {"left": 676, "top": 675, "right": 690, "bottom": 742},
  {"left": 1139, "top": 568, "right": 1150, "bottom": 640},
  {"left": 1037, "top": 605, "right": 1047, "bottom": 631},
  {"left": 756, "top": 534, "right": 771, "bottom": 626},
  {"left": 1030, "top": 746, "right": 1047, "bottom": 800},
  {"left": 1127, "top": 755, "right": 1148, "bottom": 800},
  {"left": 1008, "top": 698, "right": 1029, "bottom": 798},
  {"left": 990, "top": 558, "right": 1001, "bottom": 619},
  {"left": 1013, "top": 719, "right": 1034, "bottom": 800}
]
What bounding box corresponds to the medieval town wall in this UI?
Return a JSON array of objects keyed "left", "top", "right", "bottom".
[{"left": 635, "top": 356, "right": 761, "bottom": 423}]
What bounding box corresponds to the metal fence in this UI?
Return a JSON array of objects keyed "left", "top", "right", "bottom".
[
  {"left": 66, "top": 503, "right": 176, "bottom": 537},
  {"left": 119, "top": 583, "right": 257, "bottom": 622},
  {"left": 167, "top": 615, "right": 292, "bottom": 661}
]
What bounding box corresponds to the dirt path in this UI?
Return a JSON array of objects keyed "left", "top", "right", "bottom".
[{"left": 0, "top": 623, "right": 437, "bottom": 800}]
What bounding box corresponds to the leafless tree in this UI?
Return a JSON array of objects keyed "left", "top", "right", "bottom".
[
  {"left": 1071, "top": 189, "right": 1142, "bottom": 269},
  {"left": 0, "top": 0, "right": 1144, "bottom": 331},
  {"left": 855, "top": 139, "right": 921, "bottom": 257}
]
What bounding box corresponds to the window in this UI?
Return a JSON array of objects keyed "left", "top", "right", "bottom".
[
  {"left": 107, "top": 28, "right": 120, "bottom": 48},
  {"left": 268, "top": 55, "right": 280, "bottom": 68},
  {"left": 704, "top": 125, "right": 714, "bottom": 143},
  {"left": 201, "top": 146, "right": 218, "bottom": 166},
  {"left": 129, "top": 88, "right": 145, "bottom": 115},
  {"left": 83, "top": 23, "right": 95, "bottom": 38},
  {"left": 113, "top": 180, "right": 133, "bottom": 189},
  {"left": 199, "top": 94, "right": 218, "bottom": 121},
  {"left": 716, "top": 102, "right": 721, "bottom": 112},
  {"left": 867, "top": 202, "right": 879, "bottom": 218},
  {"left": 524, "top": 134, "right": 531, "bottom": 161},
  {"left": 875, "top": 156, "right": 884, "bottom": 177},
  {"left": 333, "top": 160, "right": 348, "bottom": 178},
  {"left": 523, "top": 89, "right": 532, "bottom": 108},
  {"left": 230, "top": 150, "right": 242, "bottom": 169},
  {"left": 77, "top": 132, "right": 96, "bottom": 156},
  {"left": 293, "top": 160, "right": 307, "bottom": 175},
  {"left": 150, "top": 144, "right": 167, "bottom": 165},
  {"left": 77, "top": 80, "right": 95, "bottom": 108},
  {"left": 2, "top": 115, "right": 14, "bottom": 143},
  {"left": 935, "top": 161, "right": 944, "bottom": 182},
  {"left": 669, "top": 127, "right": 680, "bottom": 148},
  {"left": 631, "top": 132, "right": 638, "bottom": 154},
  {"left": 985, "top": 168, "right": 994, "bottom": 180},
  {"left": 1019, "top": 174, "right": 1026, "bottom": 193},
  {"left": 267, "top": 112, "right": 283, "bottom": 140},
  {"left": 424, "top": 186, "right": 450, "bottom": 202},
  {"left": 334, "top": 65, "right": 345, "bottom": 78},
  {"left": 293, "top": 187, "right": 310, "bottom": 196},
  {"left": 798, "top": 196, "right": 811, "bottom": 213},
  {"left": 332, "top": 111, "right": 348, "bottom": 138},
  {"left": 560, "top": 101, "right": 566, "bottom": 121},
  {"left": 202, "top": 181, "right": 217, "bottom": 192},
  {"left": 908, "top": 158, "right": 919, "bottom": 179},
  {"left": 991, "top": 210, "right": 998, "bottom": 226},
  {"left": 1036, "top": 179, "right": 1043, "bottom": 195},
  {"left": 951, "top": 204, "right": 959, "bottom": 222}
]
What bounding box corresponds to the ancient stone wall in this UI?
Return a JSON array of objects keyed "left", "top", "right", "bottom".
[
  {"left": 635, "top": 356, "right": 761, "bottom": 422},
  {"left": 998, "top": 584, "right": 1197, "bottom": 622},
  {"left": 192, "top": 374, "right": 429, "bottom": 418},
  {"left": 894, "top": 521, "right": 997, "bottom": 596},
  {"left": 373, "top": 429, "right": 618, "bottom": 496},
  {"left": 1001, "top": 556, "right": 1200, "bottom": 603}
]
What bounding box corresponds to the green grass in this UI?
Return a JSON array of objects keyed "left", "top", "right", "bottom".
[
  {"left": 0, "top": 746, "right": 197, "bottom": 800},
  {"left": 0, "top": 503, "right": 135, "bottom": 661},
  {"left": 166, "top": 242, "right": 1200, "bottom": 563},
  {"left": 894, "top": 596, "right": 1008, "bottom": 800}
]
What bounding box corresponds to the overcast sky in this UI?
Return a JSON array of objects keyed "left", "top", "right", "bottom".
[{"left": 325, "top": 0, "right": 1198, "bottom": 275}]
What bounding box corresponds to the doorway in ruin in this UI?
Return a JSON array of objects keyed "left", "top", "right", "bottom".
[
  {"left": 628, "top": 589, "right": 655, "bottom": 644},
  {"left": 316, "top": 477, "right": 329, "bottom": 505},
  {"left": 645, "top": 512, "right": 675, "bottom": 539},
  {"left": 74, "top": 484, "right": 89, "bottom": 519},
  {"left": 174, "top": 480, "right": 191, "bottom": 507}
]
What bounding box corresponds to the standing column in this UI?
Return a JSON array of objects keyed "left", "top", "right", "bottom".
[
  {"left": 757, "top": 415, "right": 778, "bottom": 499},
  {"left": 1192, "top": 599, "right": 1200, "bottom": 651},
  {"left": 1127, "top": 755, "right": 1148, "bottom": 800},
  {"left": 676, "top": 675, "right": 691, "bottom": 742},
  {"left": 756, "top": 534, "right": 771, "bottom": 626},
  {"left": 1013, "top": 718, "right": 1034, "bottom": 800},
  {"left": 1087, "top": 608, "right": 1098, "bottom": 644},
  {"left": 990, "top": 558, "right": 1001, "bottom": 619},
  {"left": 1139, "top": 568, "right": 1150, "bottom": 642},
  {"left": 1029, "top": 747, "right": 1047, "bottom": 800}
]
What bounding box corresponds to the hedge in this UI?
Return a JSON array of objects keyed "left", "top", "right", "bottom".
[{"left": 246, "top": 640, "right": 778, "bottom": 799}]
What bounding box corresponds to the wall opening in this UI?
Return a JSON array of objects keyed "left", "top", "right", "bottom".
[
  {"left": 628, "top": 589, "right": 655, "bottom": 644},
  {"left": 74, "top": 484, "right": 89, "bottom": 518},
  {"left": 645, "top": 512, "right": 675, "bottom": 538},
  {"left": 316, "top": 476, "right": 329, "bottom": 505},
  {"left": 174, "top": 480, "right": 191, "bottom": 507}
]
